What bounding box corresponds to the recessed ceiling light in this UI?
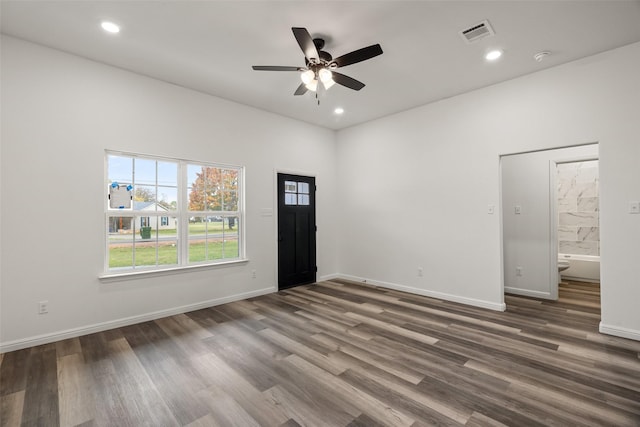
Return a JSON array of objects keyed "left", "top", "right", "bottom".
[
  {"left": 101, "top": 21, "right": 120, "bottom": 34},
  {"left": 485, "top": 49, "right": 503, "bottom": 61},
  {"left": 334, "top": 107, "right": 344, "bottom": 115}
]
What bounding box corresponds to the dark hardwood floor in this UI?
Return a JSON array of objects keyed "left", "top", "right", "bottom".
[{"left": 1, "top": 279, "right": 639, "bottom": 426}]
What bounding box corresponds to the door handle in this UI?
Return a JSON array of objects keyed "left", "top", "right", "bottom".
[{"left": 278, "top": 233, "right": 283, "bottom": 242}]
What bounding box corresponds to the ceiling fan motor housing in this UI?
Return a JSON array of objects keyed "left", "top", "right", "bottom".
[
  {"left": 319, "top": 50, "right": 333, "bottom": 63},
  {"left": 306, "top": 38, "right": 333, "bottom": 66}
]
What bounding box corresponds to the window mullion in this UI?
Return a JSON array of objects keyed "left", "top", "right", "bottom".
[
  {"left": 179, "top": 161, "right": 188, "bottom": 266},
  {"left": 155, "top": 161, "right": 159, "bottom": 267}
]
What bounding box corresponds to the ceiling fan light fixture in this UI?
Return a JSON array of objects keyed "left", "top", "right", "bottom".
[
  {"left": 300, "top": 69, "right": 315, "bottom": 85},
  {"left": 305, "top": 79, "right": 318, "bottom": 92},
  {"left": 319, "top": 68, "right": 335, "bottom": 89},
  {"left": 318, "top": 68, "right": 332, "bottom": 83},
  {"left": 322, "top": 79, "right": 336, "bottom": 90}
]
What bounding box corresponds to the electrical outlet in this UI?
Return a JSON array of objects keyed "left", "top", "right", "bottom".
[
  {"left": 251, "top": 269, "right": 257, "bottom": 279},
  {"left": 38, "top": 301, "right": 49, "bottom": 315},
  {"left": 417, "top": 267, "right": 424, "bottom": 277},
  {"left": 514, "top": 206, "right": 522, "bottom": 215},
  {"left": 487, "top": 205, "right": 495, "bottom": 214},
  {"left": 516, "top": 267, "right": 523, "bottom": 277}
]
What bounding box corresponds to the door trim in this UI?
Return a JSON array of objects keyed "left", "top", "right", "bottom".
[
  {"left": 548, "top": 160, "right": 560, "bottom": 300},
  {"left": 499, "top": 143, "right": 599, "bottom": 308}
]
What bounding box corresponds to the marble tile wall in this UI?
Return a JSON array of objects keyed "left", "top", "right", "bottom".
[{"left": 557, "top": 160, "right": 599, "bottom": 255}]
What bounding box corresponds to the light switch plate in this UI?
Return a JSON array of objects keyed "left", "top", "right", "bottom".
[
  {"left": 514, "top": 205, "right": 522, "bottom": 215},
  {"left": 488, "top": 205, "right": 495, "bottom": 214},
  {"left": 630, "top": 201, "right": 640, "bottom": 214}
]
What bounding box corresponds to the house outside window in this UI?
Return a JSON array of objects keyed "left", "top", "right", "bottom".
[{"left": 105, "top": 151, "right": 244, "bottom": 273}]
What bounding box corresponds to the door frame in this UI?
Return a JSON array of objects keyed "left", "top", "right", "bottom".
[
  {"left": 549, "top": 155, "right": 600, "bottom": 300},
  {"left": 273, "top": 169, "right": 317, "bottom": 290},
  {"left": 498, "top": 142, "right": 599, "bottom": 305}
]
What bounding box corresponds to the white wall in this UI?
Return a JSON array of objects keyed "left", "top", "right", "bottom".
[
  {"left": 2, "top": 36, "right": 639, "bottom": 349},
  {"left": 501, "top": 144, "right": 598, "bottom": 299},
  {"left": 0, "top": 36, "right": 338, "bottom": 350},
  {"left": 336, "top": 42, "right": 640, "bottom": 340}
]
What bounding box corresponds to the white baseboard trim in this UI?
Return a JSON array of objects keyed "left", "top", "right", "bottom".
[
  {"left": 599, "top": 322, "right": 640, "bottom": 342},
  {"left": 335, "top": 274, "right": 506, "bottom": 312},
  {"left": 318, "top": 273, "right": 341, "bottom": 282},
  {"left": 0, "top": 286, "right": 276, "bottom": 353},
  {"left": 504, "top": 287, "right": 553, "bottom": 300}
]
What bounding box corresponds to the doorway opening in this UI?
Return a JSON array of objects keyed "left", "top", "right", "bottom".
[
  {"left": 554, "top": 159, "right": 601, "bottom": 311},
  {"left": 500, "top": 143, "right": 600, "bottom": 315},
  {"left": 277, "top": 173, "right": 316, "bottom": 290}
]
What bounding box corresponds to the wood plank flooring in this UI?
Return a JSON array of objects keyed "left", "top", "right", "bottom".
[{"left": 1, "top": 279, "right": 639, "bottom": 426}]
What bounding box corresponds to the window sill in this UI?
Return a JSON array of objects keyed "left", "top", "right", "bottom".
[{"left": 99, "top": 259, "right": 250, "bottom": 283}]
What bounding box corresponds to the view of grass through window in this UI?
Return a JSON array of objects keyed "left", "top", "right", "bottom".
[{"left": 106, "top": 152, "right": 242, "bottom": 272}]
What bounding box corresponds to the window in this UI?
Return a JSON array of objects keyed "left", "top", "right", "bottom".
[
  {"left": 284, "top": 180, "right": 310, "bottom": 206},
  {"left": 105, "top": 151, "right": 244, "bottom": 274}
]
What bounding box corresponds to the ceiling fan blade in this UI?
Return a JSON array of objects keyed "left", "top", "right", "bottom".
[
  {"left": 292, "top": 27, "right": 319, "bottom": 62},
  {"left": 294, "top": 83, "right": 308, "bottom": 96},
  {"left": 332, "top": 72, "right": 365, "bottom": 91},
  {"left": 252, "top": 66, "right": 303, "bottom": 71},
  {"left": 332, "top": 44, "right": 383, "bottom": 68}
]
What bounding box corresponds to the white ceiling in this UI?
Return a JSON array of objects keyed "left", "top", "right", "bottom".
[{"left": 2, "top": 1, "right": 640, "bottom": 130}]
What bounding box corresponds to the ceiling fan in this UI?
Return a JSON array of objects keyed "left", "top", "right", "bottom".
[{"left": 252, "top": 27, "right": 383, "bottom": 97}]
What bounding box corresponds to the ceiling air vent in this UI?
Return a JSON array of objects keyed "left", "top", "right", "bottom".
[{"left": 459, "top": 20, "right": 495, "bottom": 44}]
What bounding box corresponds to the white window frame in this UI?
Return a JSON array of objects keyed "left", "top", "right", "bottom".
[{"left": 102, "top": 150, "right": 246, "bottom": 279}]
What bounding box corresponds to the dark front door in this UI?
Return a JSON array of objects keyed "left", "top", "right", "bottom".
[{"left": 278, "top": 173, "right": 316, "bottom": 289}]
